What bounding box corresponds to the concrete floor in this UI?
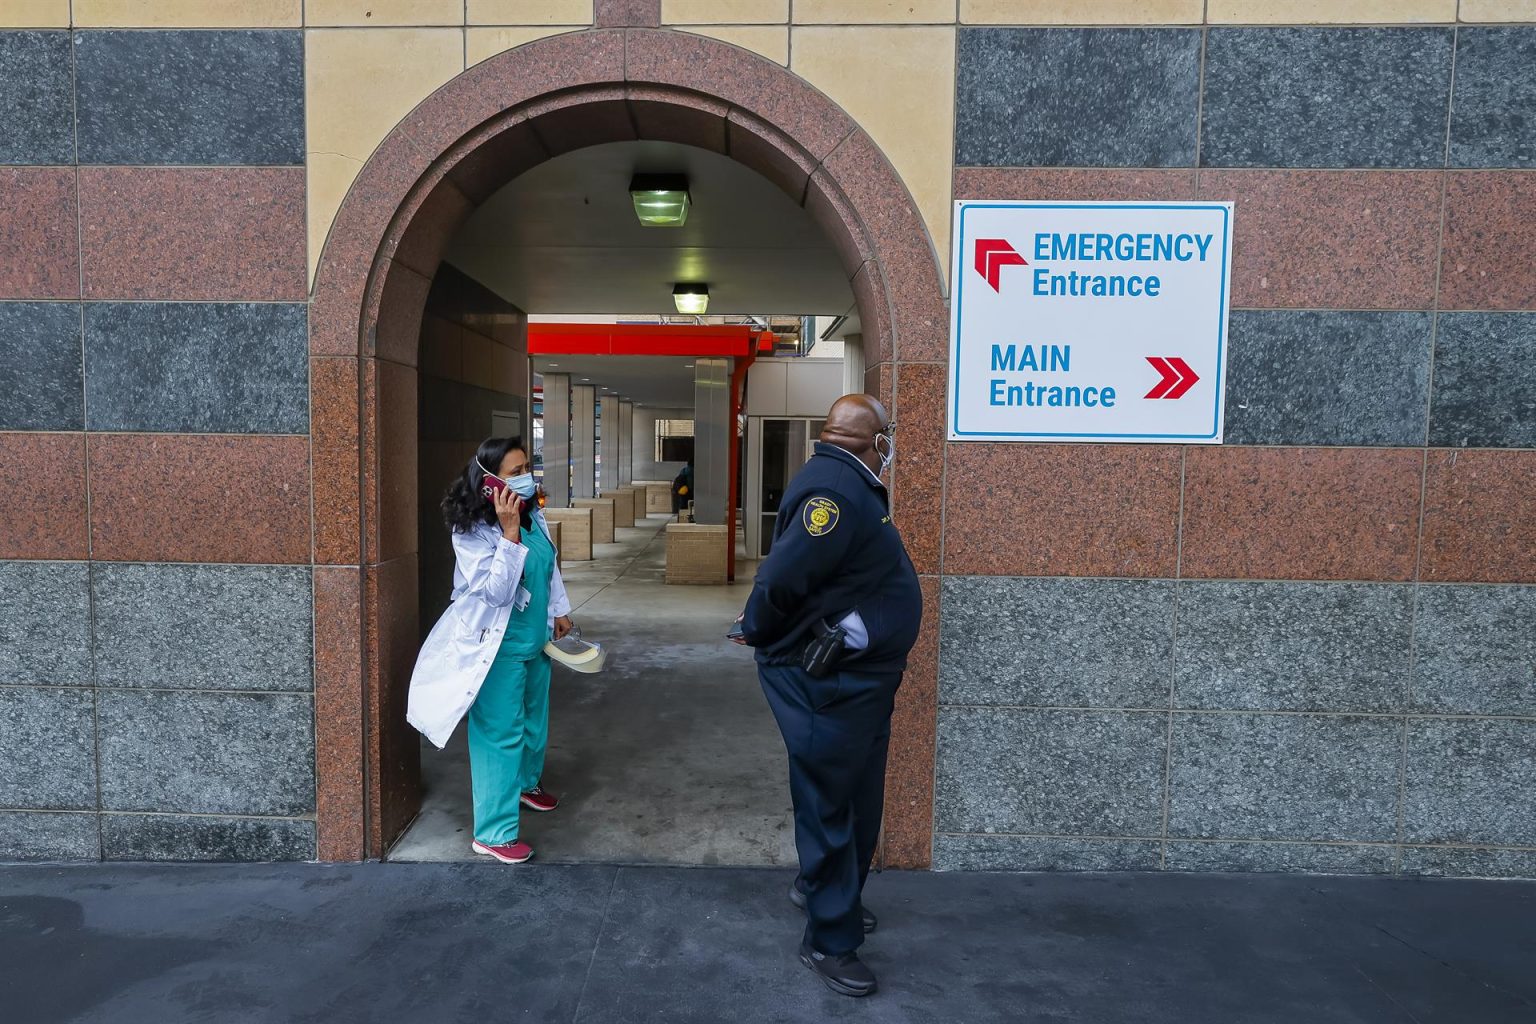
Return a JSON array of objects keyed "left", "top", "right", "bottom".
[
  {"left": 390, "top": 514, "right": 797, "bottom": 867},
  {"left": 5, "top": 862, "right": 1534, "bottom": 1024}
]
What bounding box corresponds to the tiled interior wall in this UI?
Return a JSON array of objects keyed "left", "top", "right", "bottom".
[{"left": 1, "top": 2, "right": 1533, "bottom": 870}]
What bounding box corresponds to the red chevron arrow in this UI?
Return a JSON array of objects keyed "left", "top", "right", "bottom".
[
  {"left": 974, "top": 238, "right": 1027, "bottom": 292},
  {"left": 1144, "top": 356, "right": 1200, "bottom": 399}
]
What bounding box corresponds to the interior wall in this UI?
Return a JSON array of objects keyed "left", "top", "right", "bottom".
[
  {"left": 631, "top": 405, "right": 692, "bottom": 483},
  {"left": 417, "top": 265, "right": 530, "bottom": 634}
]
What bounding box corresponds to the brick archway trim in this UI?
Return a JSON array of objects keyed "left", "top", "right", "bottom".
[{"left": 308, "top": 28, "right": 946, "bottom": 867}]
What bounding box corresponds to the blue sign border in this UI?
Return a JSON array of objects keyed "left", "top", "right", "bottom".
[{"left": 949, "top": 201, "right": 1231, "bottom": 441}]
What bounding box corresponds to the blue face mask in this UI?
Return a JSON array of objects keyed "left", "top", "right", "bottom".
[{"left": 477, "top": 458, "right": 538, "bottom": 500}]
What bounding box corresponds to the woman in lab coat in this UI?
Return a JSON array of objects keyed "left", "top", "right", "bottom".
[{"left": 407, "top": 436, "right": 575, "bottom": 864}]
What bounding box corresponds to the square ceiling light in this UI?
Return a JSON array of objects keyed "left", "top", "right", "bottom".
[
  {"left": 673, "top": 283, "right": 709, "bottom": 315},
  {"left": 630, "top": 173, "right": 690, "bottom": 227}
]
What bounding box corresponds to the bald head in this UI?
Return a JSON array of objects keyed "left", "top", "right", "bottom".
[{"left": 820, "top": 394, "right": 891, "bottom": 474}]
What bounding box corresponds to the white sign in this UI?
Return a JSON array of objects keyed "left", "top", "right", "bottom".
[{"left": 948, "top": 200, "right": 1233, "bottom": 443}]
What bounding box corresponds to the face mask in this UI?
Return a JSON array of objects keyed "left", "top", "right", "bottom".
[
  {"left": 874, "top": 432, "right": 895, "bottom": 475},
  {"left": 476, "top": 458, "right": 538, "bottom": 500}
]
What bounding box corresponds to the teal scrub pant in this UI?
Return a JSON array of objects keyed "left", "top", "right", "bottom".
[{"left": 467, "top": 648, "right": 552, "bottom": 845}]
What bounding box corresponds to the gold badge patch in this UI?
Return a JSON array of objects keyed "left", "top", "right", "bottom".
[{"left": 803, "top": 497, "right": 840, "bottom": 537}]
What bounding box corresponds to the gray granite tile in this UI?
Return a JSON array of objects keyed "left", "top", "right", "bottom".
[
  {"left": 0, "top": 561, "right": 91, "bottom": 687},
  {"left": 75, "top": 30, "right": 304, "bottom": 165},
  {"left": 0, "top": 303, "right": 82, "bottom": 430},
  {"left": 955, "top": 28, "right": 1200, "bottom": 166},
  {"left": 1223, "top": 311, "right": 1432, "bottom": 447},
  {"left": 1412, "top": 585, "right": 1536, "bottom": 716},
  {"left": 84, "top": 302, "right": 308, "bottom": 433},
  {"left": 0, "top": 686, "right": 96, "bottom": 810},
  {"left": 92, "top": 563, "right": 312, "bottom": 691},
  {"left": 1174, "top": 582, "right": 1413, "bottom": 713},
  {"left": 0, "top": 32, "right": 73, "bottom": 165},
  {"left": 1400, "top": 845, "right": 1536, "bottom": 879},
  {"left": 940, "top": 577, "right": 1174, "bottom": 708},
  {"left": 101, "top": 813, "right": 314, "bottom": 861},
  {"left": 97, "top": 690, "right": 314, "bottom": 816},
  {"left": 0, "top": 811, "right": 98, "bottom": 861},
  {"left": 1202, "top": 28, "right": 1454, "bottom": 168},
  {"left": 1449, "top": 27, "right": 1536, "bottom": 168},
  {"left": 1168, "top": 713, "right": 1401, "bottom": 842},
  {"left": 934, "top": 834, "right": 1163, "bottom": 871},
  {"left": 1429, "top": 314, "right": 1536, "bottom": 448},
  {"left": 1402, "top": 718, "right": 1536, "bottom": 846},
  {"left": 1165, "top": 840, "right": 1394, "bottom": 875},
  {"left": 936, "top": 707, "right": 1167, "bottom": 836}
]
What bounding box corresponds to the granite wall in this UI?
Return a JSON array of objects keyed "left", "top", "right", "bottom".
[
  {"left": 1, "top": 2, "right": 1533, "bottom": 873},
  {"left": 936, "top": 22, "right": 1536, "bottom": 877}
]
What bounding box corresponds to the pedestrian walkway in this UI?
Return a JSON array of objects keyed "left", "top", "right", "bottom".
[
  {"left": 391, "top": 513, "right": 795, "bottom": 866},
  {"left": 3, "top": 862, "right": 1532, "bottom": 1024}
]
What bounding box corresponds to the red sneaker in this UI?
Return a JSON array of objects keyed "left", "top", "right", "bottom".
[
  {"left": 471, "top": 839, "right": 533, "bottom": 864},
  {"left": 520, "top": 785, "right": 559, "bottom": 812}
]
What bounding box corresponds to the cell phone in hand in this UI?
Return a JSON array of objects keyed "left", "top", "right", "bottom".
[
  {"left": 726, "top": 622, "right": 745, "bottom": 641},
  {"left": 481, "top": 472, "right": 508, "bottom": 501}
]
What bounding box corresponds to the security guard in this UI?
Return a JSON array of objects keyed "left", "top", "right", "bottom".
[{"left": 736, "top": 394, "right": 922, "bottom": 998}]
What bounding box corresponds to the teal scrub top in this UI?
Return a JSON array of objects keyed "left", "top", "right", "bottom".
[{"left": 498, "top": 522, "right": 555, "bottom": 659}]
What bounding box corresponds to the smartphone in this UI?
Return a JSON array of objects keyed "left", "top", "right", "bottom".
[
  {"left": 481, "top": 473, "right": 508, "bottom": 501},
  {"left": 726, "top": 622, "right": 745, "bottom": 641}
]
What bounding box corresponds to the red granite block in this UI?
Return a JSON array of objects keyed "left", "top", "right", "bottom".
[
  {"left": 893, "top": 362, "right": 946, "bottom": 575},
  {"left": 372, "top": 261, "right": 431, "bottom": 367},
  {"left": 944, "top": 444, "right": 1182, "bottom": 577},
  {"left": 366, "top": 554, "right": 422, "bottom": 853},
  {"left": 1197, "top": 169, "right": 1441, "bottom": 309},
  {"left": 0, "top": 432, "right": 87, "bottom": 559},
  {"left": 313, "top": 443, "right": 361, "bottom": 566},
  {"left": 1420, "top": 449, "right": 1536, "bottom": 583},
  {"left": 88, "top": 433, "right": 310, "bottom": 563},
  {"left": 0, "top": 167, "right": 78, "bottom": 299},
  {"left": 79, "top": 167, "right": 305, "bottom": 301},
  {"left": 596, "top": 0, "right": 660, "bottom": 26},
  {"left": 310, "top": 357, "right": 358, "bottom": 452},
  {"left": 315, "top": 565, "right": 365, "bottom": 861},
  {"left": 628, "top": 84, "right": 728, "bottom": 153},
  {"left": 377, "top": 361, "right": 419, "bottom": 562},
  {"left": 955, "top": 167, "right": 1197, "bottom": 202},
  {"left": 882, "top": 574, "right": 938, "bottom": 870},
  {"left": 1440, "top": 171, "right": 1536, "bottom": 311},
  {"left": 1181, "top": 447, "right": 1423, "bottom": 581}
]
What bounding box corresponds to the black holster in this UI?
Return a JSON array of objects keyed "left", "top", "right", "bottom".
[{"left": 802, "top": 618, "right": 848, "bottom": 678}]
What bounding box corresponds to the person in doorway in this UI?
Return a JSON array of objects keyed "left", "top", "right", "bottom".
[
  {"left": 406, "top": 436, "right": 576, "bottom": 864},
  {"left": 671, "top": 459, "right": 694, "bottom": 514},
  {"left": 732, "top": 395, "right": 921, "bottom": 998}
]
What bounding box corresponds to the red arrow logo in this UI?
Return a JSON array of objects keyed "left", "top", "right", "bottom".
[
  {"left": 1145, "top": 356, "right": 1200, "bottom": 399},
  {"left": 974, "top": 238, "right": 1027, "bottom": 292}
]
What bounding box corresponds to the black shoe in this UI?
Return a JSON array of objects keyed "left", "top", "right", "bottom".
[
  {"left": 799, "top": 942, "right": 877, "bottom": 997},
  {"left": 789, "top": 883, "right": 877, "bottom": 934}
]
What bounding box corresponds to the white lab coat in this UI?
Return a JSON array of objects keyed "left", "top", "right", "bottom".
[{"left": 406, "top": 511, "right": 572, "bottom": 749}]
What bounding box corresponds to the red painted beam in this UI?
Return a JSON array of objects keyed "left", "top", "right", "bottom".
[{"left": 528, "top": 323, "right": 774, "bottom": 358}]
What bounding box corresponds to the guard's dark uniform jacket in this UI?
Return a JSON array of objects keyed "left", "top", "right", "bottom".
[{"left": 742, "top": 443, "right": 922, "bottom": 673}]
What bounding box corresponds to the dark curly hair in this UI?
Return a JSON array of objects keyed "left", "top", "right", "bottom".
[{"left": 441, "top": 436, "right": 533, "bottom": 534}]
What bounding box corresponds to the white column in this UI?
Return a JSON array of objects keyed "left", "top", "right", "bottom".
[
  {"left": 541, "top": 373, "right": 571, "bottom": 508},
  {"left": 571, "top": 384, "right": 596, "bottom": 500},
  {"left": 600, "top": 394, "right": 621, "bottom": 492},
  {"left": 617, "top": 400, "right": 634, "bottom": 485}
]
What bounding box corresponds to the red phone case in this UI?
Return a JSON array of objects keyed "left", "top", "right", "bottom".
[{"left": 481, "top": 473, "right": 508, "bottom": 501}]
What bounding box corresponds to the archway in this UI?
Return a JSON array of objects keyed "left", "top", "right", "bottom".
[{"left": 308, "top": 28, "right": 947, "bottom": 867}]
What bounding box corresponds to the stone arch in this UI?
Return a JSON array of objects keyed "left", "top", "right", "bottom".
[{"left": 308, "top": 28, "right": 946, "bottom": 865}]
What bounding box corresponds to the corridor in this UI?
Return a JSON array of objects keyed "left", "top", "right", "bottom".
[{"left": 390, "top": 514, "right": 796, "bottom": 866}]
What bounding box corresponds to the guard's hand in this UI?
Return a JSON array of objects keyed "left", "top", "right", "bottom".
[
  {"left": 493, "top": 487, "right": 523, "bottom": 532},
  {"left": 553, "top": 615, "right": 574, "bottom": 640},
  {"left": 729, "top": 613, "right": 747, "bottom": 646}
]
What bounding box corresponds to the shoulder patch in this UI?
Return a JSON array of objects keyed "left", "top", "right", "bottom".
[{"left": 802, "top": 496, "right": 841, "bottom": 537}]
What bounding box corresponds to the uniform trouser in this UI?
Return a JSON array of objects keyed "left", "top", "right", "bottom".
[
  {"left": 467, "top": 648, "right": 552, "bottom": 845},
  {"left": 758, "top": 662, "right": 900, "bottom": 956}
]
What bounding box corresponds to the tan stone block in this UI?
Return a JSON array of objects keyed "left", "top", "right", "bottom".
[
  {"left": 960, "top": 0, "right": 1201, "bottom": 23},
  {"left": 1208, "top": 0, "right": 1456, "bottom": 22},
  {"left": 677, "top": 24, "right": 789, "bottom": 63},
  {"left": 468, "top": 0, "right": 593, "bottom": 23},
  {"left": 1460, "top": 0, "right": 1536, "bottom": 19},
  {"left": 543, "top": 507, "right": 593, "bottom": 559},
  {"left": 0, "top": 0, "right": 68, "bottom": 26},
  {"left": 74, "top": 1, "right": 302, "bottom": 25},
  {"left": 465, "top": 25, "right": 577, "bottom": 65},
  {"left": 665, "top": 523, "right": 729, "bottom": 584},
  {"left": 306, "top": 0, "right": 463, "bottom": 25},
  {"left": 572, "top": 498, "right": 615, "bottom": 544},
  {"left": 792, "top": 25, "right": 955, "bottom": 275},
  {"left": 794, "top": 0, "right": 955, "bottom": 22},
  {"left": 305, "top": 27, "right": 463, "bottom": 281},
  {"left": 663, "top": 0, "right": 788, "bottom": 22},
  {"left": 644, "top": 483, "right": 672, "bottom": 514},
  {"left": 603, "top": 487, "right": 636, "bottom": 527}
]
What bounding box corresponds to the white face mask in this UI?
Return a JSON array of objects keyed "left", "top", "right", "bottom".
[{"left": 874, "top": 433, "right": 895, "bottom": 475}]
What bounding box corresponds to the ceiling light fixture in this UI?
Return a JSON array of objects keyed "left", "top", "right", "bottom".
[
  {"left": 673, "top": 283, "right": 709, "bottom": 315},
  {"left": 629, "top": 173, "right": 690, "bottom": 227}
]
